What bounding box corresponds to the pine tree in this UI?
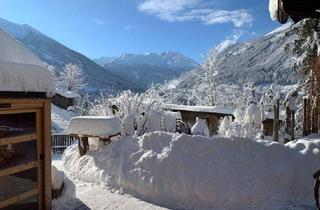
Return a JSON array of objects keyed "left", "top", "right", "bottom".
[
  {"left": 292, "top": 19, "right": 320, "bottom": 134},
  {"left": 293, "top": 19, "right": 320, "bottom": 132}
]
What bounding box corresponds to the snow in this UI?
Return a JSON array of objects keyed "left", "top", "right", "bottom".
[
  {"left": 191, "top": 117, "right": 210, "bottom": 137},
  {"left": 266, "top": 109, "right": 286, "bottom": 121},
  {"left": 52, "top": 165, "right": 65, "bottom": 190},
  {"left": 244, "top": 103, "right": 262, "bottom": 124},
  {"left": 55, "top": 87, "right": 80, "bottom": 99},
  {"left": 0, "top": 29, "right": 42, "bottom": 66},
  {"left": 67, "top": 116, "right": 121, "bottom": 137},
  {"left": 269, "top": 0, "right": 278, "bottom": 21},
  {"left": 0, "top": 61, "right": 55, "bottom": 96},
  {"left": 162, "top": 112, "right": 178, "bottom": 132},
  {"left": 266, "top": 22, "right": 292, "bottom": 36},
  {"left": 64, "top": 132, "right": 320, "bottom": 209},
  {"left": 164, "top": 104, "right": 234, "bottom": 115},
  {"left": 122, "top": 114, "right": 135, "bottom": 136},
  {"left": 147, "top": 110, "right": 162, "bottom": 132},
  {"left": 52, "top": 154, "right": 168, "bottom": 210},
  {"left": 0, "top": 29, "right": 55, "bottom": 95},
  {"left": 51, "top": 104, "right": 76, "bottom": 133}
]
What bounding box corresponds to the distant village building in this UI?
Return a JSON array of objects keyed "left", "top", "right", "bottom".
[
  {"left": 163, "top": 104, "right": 234, "bottom": 136},
  {"left": 52, "top": 88, "right": 80, "bottom": 110}
]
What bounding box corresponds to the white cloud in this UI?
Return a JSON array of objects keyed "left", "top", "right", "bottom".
[
  {"left": 124, "top": 25, "right": 133, "bottom": 30},
  {"left": 138, "top": 0, "right": 252, "bottom": 27},
  {"left": 215, "top": 30, "right": 243, "bottom": 54},
  {"left": 92, "top": 18, "right": 106, "bottom": 25}
]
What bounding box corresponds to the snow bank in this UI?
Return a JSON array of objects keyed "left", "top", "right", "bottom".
[
  {"left": 52, "top": 165, "right": 65, "bottom": 190},
  {"left": 64, "top": 132, "right": 320, "bottom": 209},
  {"left": 67, "top": 116, "right": 121, "bottom": 137},
  {"left": 163, "top": 112, "right": 178, "bottom": 132}
]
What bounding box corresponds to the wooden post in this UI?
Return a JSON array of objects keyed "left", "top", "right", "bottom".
[
  {"left": 78, "top": 136, "right": 89, "bottom": 156},
  {"left": 303, "top": 98, "right": 307, "bottom": 136},
  {"left": 284, "top": 103, "right": 291, "bottom": 143},
  {"left": 273, "top": 98, "right": 280, "bottom": 142},
  {"left": 306, "top": 98, "right": 312, "bottom": 135},
  {"left": 291, "top": 109, "right": 295, "bottom": 141},
  {"left": 312, "top": 99, "right": 318, "bottom": 133},
  {"left": 43, "top": 99, "right": 52, "bottom": 210},
  {"left": 260, "top": 100, "right": 265, "bottom": 139}
]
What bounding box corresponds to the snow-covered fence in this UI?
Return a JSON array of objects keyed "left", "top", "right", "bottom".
[{"left": 51, "top": 134, "right": 76, "bottom": 153}]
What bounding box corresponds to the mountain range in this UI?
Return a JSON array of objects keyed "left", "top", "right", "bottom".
[
  {"left": 94, "top": 52, "right": 199, "bottom": 90},
  {"left": 164, "top": 22, "right": 301, "bottom": 105},
  {"left": 0, "top": 17, "right": 199, "bottom": 93}
]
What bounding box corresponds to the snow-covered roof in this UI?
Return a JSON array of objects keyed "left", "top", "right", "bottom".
[
  {"left": 0, "top": 61, "right": 55, "bottom": 96},
  {"left": 0, "top": 29, "right": 55, "bottom": 96},
  {"left": 0, "top": 29, "right": 42, "bottom": 66},
  {"left": 67, "top": 116, "right": 121, "bottom": 138},
  {"left": 163, "top": 104, "right": 234, "bottom": 115},
  {"left": 265, "top": 110, "right": 286, "bottom": 122},
  {"left": 55, "top": 87, "right": 80, "bottom": 99}
]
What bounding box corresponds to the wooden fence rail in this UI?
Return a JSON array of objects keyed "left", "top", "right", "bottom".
[{"left": 51, "top": 134, "right": 76, "bottom": 153}]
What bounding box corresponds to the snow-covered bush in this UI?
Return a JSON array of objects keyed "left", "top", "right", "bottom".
[
  {"left": 162, "top": 111, "right": 178, "bottom": 132},
  {"left": 218, "top": 103, "right": 262, "bottom": 139},
  {"left": 191, "top": 117, "right": 210, "bottom": 137},
  {"left": 86, "top": 89, "right": 167, "bottom": 136}
]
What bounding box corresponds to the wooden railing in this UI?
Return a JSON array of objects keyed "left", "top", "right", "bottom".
[{"left": 51, "top": 134, "right": 76, "bottom": 153}]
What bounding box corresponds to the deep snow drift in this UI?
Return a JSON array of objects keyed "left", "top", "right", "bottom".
[{"left": 64, "top": 132, "right": 320, "bottom": 210}]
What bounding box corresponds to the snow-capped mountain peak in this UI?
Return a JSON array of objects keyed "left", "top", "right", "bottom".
[{"left": 95, "top": 51, "right": 200, "bottom": 90}]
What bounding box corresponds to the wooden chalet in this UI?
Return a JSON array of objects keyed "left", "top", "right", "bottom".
[
  {"left": 52, "top": 88, "right": 80, "bottom": 110},
  {"left": 163, "top": 104, "right": 234, "bottom": 136},
  {"left": 0, "top": 28, "right": 54, "bottom": 210}
]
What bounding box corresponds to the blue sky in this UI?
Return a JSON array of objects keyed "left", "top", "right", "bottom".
[{"left": 0, "top": 0, "right": 281, "bottom": 62}]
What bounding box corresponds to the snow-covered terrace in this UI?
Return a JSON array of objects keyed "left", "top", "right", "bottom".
[
  {"left": 67, "top": 116, "right": 121, "bottom": 138},
  {"left": 163, "top": 104, "right": 234, "bottom": 115}
]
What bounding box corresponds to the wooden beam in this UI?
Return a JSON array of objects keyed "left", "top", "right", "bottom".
[
  {"left": 0, "top": 188, "right": 38, "bottom": 208},
  {"left": 0, "top": 134, "right": 37, "bottom": 146},
  {"left": 36, "top": 109, "right": 43, "bottom": 210},
  {"left": 0, "top": 161, "right": 38, "bottom": 177},
  {"left": 273, "top": 98, "right": 280, "bottom": 142},
  {"left": 0, "top": 108, "right": 38, "bottom": 115},
  {"left": 43, "top": 99, "right": 52, "bottom": 210}
]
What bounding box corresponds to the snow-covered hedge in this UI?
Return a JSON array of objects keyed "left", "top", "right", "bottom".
[{"left": 64, "top": 132, "right": 320, "bottom": 209}]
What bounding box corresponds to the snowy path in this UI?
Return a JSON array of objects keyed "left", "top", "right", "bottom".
[{"left": 52, "top": 156, "right": 169, "bottom": 210}]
